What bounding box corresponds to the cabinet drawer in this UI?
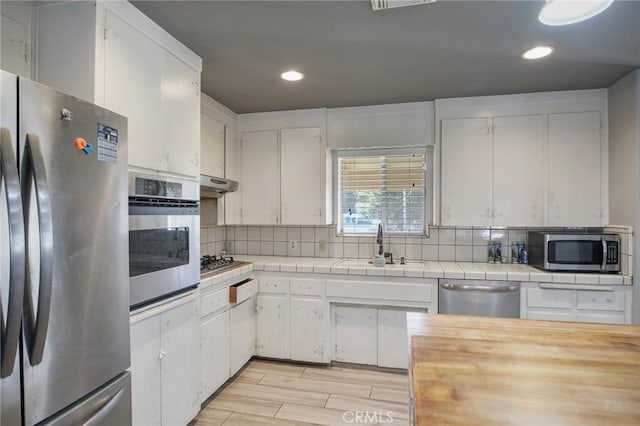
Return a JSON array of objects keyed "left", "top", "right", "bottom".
[
  {"left": 576, "top": 290, "right": 625, "bottom": 312},
  {"left": 201, "top": 287, "right": 228, "bottom": 317},
  {"left": 326, "top": 280, "right": 431, "bottom": 303},
  {"left": 290, "top": 279, "right": 323, "bottom": 296},
  {"left": 526, "top": 287, "right": 573, "bottom": 309},
  {"left": 258, "top": 277, "right": 289, "bottom": 294},
  {"left": 230, "top": 278, "right": 257, "bottom": 304}
]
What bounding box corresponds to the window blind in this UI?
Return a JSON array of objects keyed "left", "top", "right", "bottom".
[{"left": 339, "top": 153, "right": 426, "bottom": 234}]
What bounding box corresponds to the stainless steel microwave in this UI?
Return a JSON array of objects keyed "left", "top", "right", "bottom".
[{"left": 528, "top": 232, "right": 620, "bottom": 273}]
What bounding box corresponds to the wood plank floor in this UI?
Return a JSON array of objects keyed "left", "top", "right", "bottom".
[{"left": 192, "top": 359, "right": 410, "bottom": 425}]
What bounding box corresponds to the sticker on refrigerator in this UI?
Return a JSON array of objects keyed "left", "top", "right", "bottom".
[{"left": 97, "top": 123, "right": 118, "bottom": 163}]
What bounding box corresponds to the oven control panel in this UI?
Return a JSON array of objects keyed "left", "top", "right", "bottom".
[{"left": 134, "top": 177, "right": 182, "bottom": 198}]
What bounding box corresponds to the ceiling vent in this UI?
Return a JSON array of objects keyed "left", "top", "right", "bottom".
[{"left": 371, "top": 0, "right": 436, "bottom": 11}]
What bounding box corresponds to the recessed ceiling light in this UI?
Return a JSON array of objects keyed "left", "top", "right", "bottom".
[
  {"left": 281, "top": 70, "right": 304, "bottom": 81},
  {"left": 538, "top": 0, "right": 614, "bottom": 26},
  {"left": 521, "top": 46, "right": 555, "bottom": 60}
]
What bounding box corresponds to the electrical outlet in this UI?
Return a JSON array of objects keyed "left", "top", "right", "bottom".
[{"left": 289, "top": 240, "right": 298, "bottom": 250}]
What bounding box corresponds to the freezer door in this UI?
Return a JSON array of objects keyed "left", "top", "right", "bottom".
[
  {"left": 43, "top": 372, "right": 132, "bottom": 426},
  {"left": 0, "top": 70, "right": 23, "bottom": 426},
  {"left": 18, "top": 77, "right": 131, "bottom": 424}
]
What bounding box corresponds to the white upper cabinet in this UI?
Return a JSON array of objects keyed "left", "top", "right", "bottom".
[
  {"left": 548, "top": 111, "right": 603, "bottom": 226},
  {"left": 35, "top": 0, "right": 202, "bottom": 178},
  {"left": 200, "top": 113, "right": 225, "bottom": 178},
  {"left": 436, "top": 90, "right": 607, "bottom": 227},
  {"left": 440, "top": 118, "right": 492, "bottom": 226},
  {"left": 241, "top": 130, "right": 279, "bottom": 224},
  {"left": 492, "top": 115, "right": 544, "bottom": 226},
  {"left": 1, "top": 1, "right": 32, "bottom": 78},
  {"left": 280, "top": 128, "right": 326, "bottom": 225},
  {"left": 225, "top": 125, "right": 242, "bottom": 225},
  {"left": 104, "top": 10, "right": 164, "bottom": 173}
]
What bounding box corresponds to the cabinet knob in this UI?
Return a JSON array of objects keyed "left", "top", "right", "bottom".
[{"left": 158, "top": 350, "right": 167, "bottom": 360}]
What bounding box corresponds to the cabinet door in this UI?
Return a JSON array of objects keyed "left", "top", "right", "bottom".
[
  {"left": 440, "top": 118, "right": 492, "bottom": 226},
  {"left": 160, "top": 298, "right": 201, "bottom": 426},
  {"left": 492, "top": 115, "right": 544, "bottom": 226},
  {"left": 1, "top": 1, "right": 32, "bottom": 78},
  {"left": 256, "top": 295, "right": 289, "bottom": 359},
  {"left": 201, "top": 113, "right": 225, "bottom": 178},
  {"left": 224, "top": 126, "right": 242, "bottom": 225},
  {"left": 200, "top": 310, "right": 230, "bottom": 403},
  {"left": 240, "top": 131, "right": 279, "bottom": 224},
  {"left": 548, "top": 112, "right": 602, "bottom": 226},
  {"left": 333, "top": 306, "right": 377, "bottom": 365},
  {"left": 280, "top": 128, "right": 325, "bottom": 225},
  {"left": 162, "top": 51, "right": 201, "bottom": 178},
  {"left": 229, "top": 298, "right": 255, "bottom": 375},
  {"left": 524, "top": 310, "right": 575, "bottom": 322},
  {"left": 290, "top": 298, "right": 329, "bottom": 363},
  {"left": 377, "top": 309, "right": 409, "bottom": 369},
  {"left": 104, "top": 10, "right": 164, "bottom": 172},
  {"left": 130, "top": 313, "right": 162, "bottom": 426}
]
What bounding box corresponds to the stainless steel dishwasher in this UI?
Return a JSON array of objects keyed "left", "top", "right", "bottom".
[{"left": 438, "top": 279, "right": 520, "bottom": 318}]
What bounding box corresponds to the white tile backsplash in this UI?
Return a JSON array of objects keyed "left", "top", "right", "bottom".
[
  {"left": 455, "top": 245, "right": 473, "bottom": 262},
  {"left": 344, "top": 242, "right": 358, "bottom": 258},
  {"left": 287, "top": 227, "right": 301, "bottom": 241},
  {"left": 439, "top": 245, "right": 455, "bottom": 261},
  {"left": 274, "top": 241, "right": 287, "bottom": 256},
  {"left": 301, "top": 227, "right": 315, "bottom": 242},
  {"left": 247, "top": 226, "right": 261, "bottom": 241},
  {"left": 405, "top": 244, "right": 422, "bottom": 260},
  {"left": 439, "top": 228, "right": 455, "bottom": 245},
  {"left": 260, "top": 241, "right": 274, "bottom": 256},
  {"left": 455, "top": 228, "right": 473, "bottom": 245},
  {"left": 247, "top": 241, "right": 260, "bottom": 255},
  {"left": 422, "top": 245, "right": 438, "bottom": 261},
  {"left": 274, "top": 227, "right": 287, "bottom": 242},
  {"left": 301, "top": 242, "right": 315, "bottom": 257},
  {"left": 261, "top": 226, "right": 274, "bottom": 241}
]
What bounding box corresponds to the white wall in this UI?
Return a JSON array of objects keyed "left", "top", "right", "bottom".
[{"left": 608, "top": 69, "right": 640, "bottom": 323}]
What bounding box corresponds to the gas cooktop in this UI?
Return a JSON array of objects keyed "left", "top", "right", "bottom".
[{"left": 200, "top": 255, "right": 237, "bottom": 273}]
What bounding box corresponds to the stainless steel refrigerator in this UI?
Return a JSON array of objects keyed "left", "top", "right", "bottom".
[{"left": 0, "top": 71, "right": 131, "bottom": 425}]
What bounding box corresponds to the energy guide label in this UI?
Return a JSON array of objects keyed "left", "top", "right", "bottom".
[{"left": 97, "top": 123, "right": 118, "bottom": 163}]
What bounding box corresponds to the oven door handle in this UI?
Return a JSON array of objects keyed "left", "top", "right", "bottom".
[{"left": 601, "top": 238, "right": 607, "bottom": 270}]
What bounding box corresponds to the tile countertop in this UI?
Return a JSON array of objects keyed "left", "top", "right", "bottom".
[{"left": 231, "top": 256, "right": 632, "bottom": 286}]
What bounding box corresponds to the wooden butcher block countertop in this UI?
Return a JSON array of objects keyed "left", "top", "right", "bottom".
[{"left": 407, "top": 313, "right": 640, "bottom": 426}]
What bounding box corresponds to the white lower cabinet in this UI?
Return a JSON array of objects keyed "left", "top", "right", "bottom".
[
  {"left": 334, "top": 306, "right": 378, "bottom": 366},
  {"left": 256, "top": 294, "right": 290, "bottom": 358},
  {"left": 521, "top": 283, "right": 631, "bottom": 324},
  {"left": 200, "top": 310, "right": 229, "bottom": 403},
  {"left": 229, "top": 297, "right": 256, "bottom": 376},
  {"left": 130, "top": 292, "right": 200, "bottom": 426},
  {"left": 377, "top": 309, "right": 410, "bottom": 369},
  {"left": 290, "top": 297, "right": 329, "bottom": 363}
]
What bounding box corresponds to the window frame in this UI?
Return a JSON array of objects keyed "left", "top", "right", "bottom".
[{"left": 333, "top": 147, "right": 433, "bottom": 237}]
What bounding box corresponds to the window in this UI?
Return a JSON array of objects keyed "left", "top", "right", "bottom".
[{"left": 337, "top": 149, "right": 429, "bottom": 235}]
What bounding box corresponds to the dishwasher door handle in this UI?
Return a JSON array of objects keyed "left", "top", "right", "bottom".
[{"left": 440, "top": 283, "right": 519, "bottom": 292}]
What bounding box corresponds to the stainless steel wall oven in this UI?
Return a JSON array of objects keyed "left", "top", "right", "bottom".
[{"left": 128, "top": 171, "right": 200, "bottom": 309}]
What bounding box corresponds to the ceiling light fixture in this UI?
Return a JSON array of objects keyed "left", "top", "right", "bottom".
[
  {"left": 538, "top": 0, "right": 614, "bottom": 26},
  {"left": 370, "top": 0, "right": 436, "bottom": 11},
  {"left": 281, "top": 70, "right": 304, "bottom": 82},
  {"left": 521, "top": 46, "right": 555, "bottom": 60}
]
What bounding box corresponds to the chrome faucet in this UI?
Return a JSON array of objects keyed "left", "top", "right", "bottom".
[{"left": 376, "top": 223, "right": 394, "bottom": 264}]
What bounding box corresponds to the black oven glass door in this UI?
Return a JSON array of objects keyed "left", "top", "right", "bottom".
[
  {"left": 548, "top": 240, "right": 602, "bottom": 265},
  {"left": 129, "top": 227, "right": 190, "bottom": 277}
]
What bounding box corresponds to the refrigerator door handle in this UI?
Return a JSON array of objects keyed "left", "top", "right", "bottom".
[
  {"left": 0, "top": 128, "right": 25, "bottom": 378},
  {"left": 80, "top": 388, "right": 124, "bottom": 426},
  {"left": 21, "top": 133, "right": 54, "bottom": 365}
]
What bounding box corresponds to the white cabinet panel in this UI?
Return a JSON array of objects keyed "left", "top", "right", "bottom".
[
  {"left": 290, "top": 297, "right": 329, "bottom": 363},
  {"left": 493, "top": 115, "right": 544, "bottom": 226},
  {"left": 548, "top": 112, "right": 602, "bottom": 226},
  {"left": 224, "top": 126, "right": 242, "bottom": 225},
  {"left": 441, "top": 118, "right": 492, "bottom": 226},
  {"left": 334, "top": 306, "right": 377, "bottom": 366},
  {"left": 524, "top": 310, "right": 574, "bottom": 322},
  {"left": 162, "top": 51, "right": 200, "bottom": 178},
  {"left": 201, "top": 114, "right": 225, "bottom": 178},
  {"left": 241, "top": 131, "right": 279, "bottom": 224},
  {"left": 130, "top": 314, "right": 162, "bottom": 426},
  {"left": 200, "top": 310, "right": 229, "bottom": 403},
  {"left": 229, "top": 297, "right": 255, "bottom": 375},
  {"left": 290, "top": 278, "right": 324, "bottom": 296},
  {"left": 1, "top": 1, "right": 32, "bottom": 78},
  {"left": 576, "top": 312, "right": 626, "bottom": 324},
  {"left": 258, "top": 277, "right": 290, "bottom": 294},
  {"left": 576, "top": 289, "right": 625, "bottom": 312},
  {"left": 160, "top": 297, "right": 201, "bottom": 426},
  {"left": 526, "top": 287, "right": 573, "bottom": 309},
  {"left": 377, "top": 309, "right": 410, "bottom": 369},
  {"left": 280, "top": 128, "right": 325, "bottom": 225},
  {"left": 256, "top": 295, "right": 289, "bottom": 359},
  {"left": 104, "top": 10, "right": 164, "bottom": 173}
]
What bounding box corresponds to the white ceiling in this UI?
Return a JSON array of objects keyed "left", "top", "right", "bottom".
[{"left": 131, "top": 0, "right": 640, "bottom": 113}]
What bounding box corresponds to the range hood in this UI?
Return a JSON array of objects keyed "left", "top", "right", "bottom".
[{"left": 200, "top": 174, "right": 239, "bottom": 198}]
